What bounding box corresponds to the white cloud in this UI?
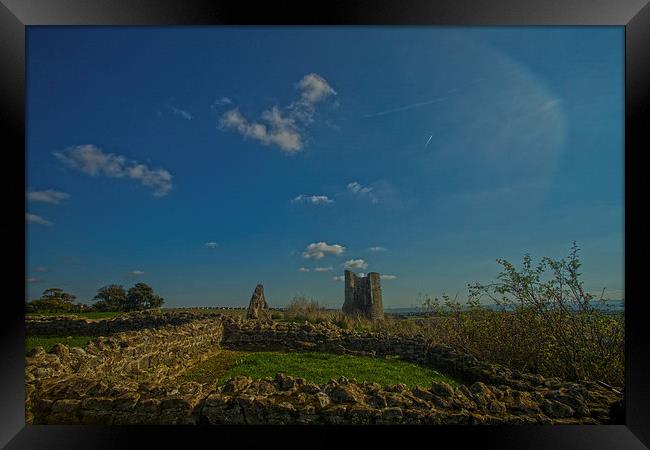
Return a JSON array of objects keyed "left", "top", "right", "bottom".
[
  {"left": 344, "top": 259, "right": 368, "bottom": 270},
  {"left": 297, "top": 73, "right": 337, "bottom": 103},
  {"left": 54, "top": 145, "right": 173, "bottom": 197},
  {"left": 368, "top": 246, "right": 387, "bottom": 252},
  {"left": 381, "top": 275, "right": 398, "bottom": 280},
  {"left": 291, "top": 194, "right": 334, "bottom": 205},
  {"left": 302, "top": 242, "right": 345, "bottom": 260},
  {"left": 205, "top": 242, "right": 218, "bottom": 248},
  {"left": 333, "top": 275, "right": 344, "bottom": 281},
  {"left": 314, "top": 266, "right": 333, "bottom": 272},
  {"left": 219, "top": 73, "right": 336, "bottom": 153},
  {"left": 165, "top": 104, "right": 192, "bottom": 120},
  {"left": 347, "top": 181, "right": 378, "bottom": 204},
  {"left": 128, "top": 270, "right": 145, "bottom": 277},
  {"left": 220, "top": 108, "right": 303, "bottom": 153},
  {"left": 26, "top": 213, "right": 53, "bottom": 226},
  {"left": 26, "top": 277, "right": 43, "bottom": 283},
  {"left": 211, "top": 97, "right": 232, "bottom": 109},
  {"left": 26, "top": 190, "right": 70, "bottom": 204},
  {"left": 298, "top": 267, "right": 310, "bottom": 272}
]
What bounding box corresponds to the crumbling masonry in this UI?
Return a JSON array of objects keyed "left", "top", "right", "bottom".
[
  {"left": 342, "top": 270, "right": 384, "bottom": 319},
  {"left": 246, "top": 284, "right": 269, "bottom": 320}
]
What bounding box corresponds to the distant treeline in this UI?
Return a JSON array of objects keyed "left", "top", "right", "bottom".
[{"left": 25, "top": 283, "right": 164, "bottom": 314}]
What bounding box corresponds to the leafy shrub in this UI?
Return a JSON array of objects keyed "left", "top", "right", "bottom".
[{"left": 417, "top": 243, "right": 624, "bottom": 386}]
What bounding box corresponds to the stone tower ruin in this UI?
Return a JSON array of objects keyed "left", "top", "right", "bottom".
[
  {"left": 342, "top": 270, "right": 384, "bottom": 319},
  {"left": 246, "top": 284, "right": 269, "bottom": 320}
]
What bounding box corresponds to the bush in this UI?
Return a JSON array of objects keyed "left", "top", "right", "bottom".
[
  {"left": 417, "top": 243, "right": 624, "bottom": 386},
  {"left": 284, "top": 296, "right": 331, "bottom": 323}
]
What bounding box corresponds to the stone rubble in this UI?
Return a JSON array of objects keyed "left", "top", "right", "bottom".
[{"left": 25, "top": 311, "right": 623, "bottom": 425}]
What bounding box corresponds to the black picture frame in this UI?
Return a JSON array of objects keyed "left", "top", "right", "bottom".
[{"left": 2, "top": 0, "right": 648, "bottom": 448}]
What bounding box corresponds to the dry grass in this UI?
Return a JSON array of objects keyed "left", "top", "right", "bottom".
[{"left": 276, "top": 296, "right": 624, "bottom": 387}]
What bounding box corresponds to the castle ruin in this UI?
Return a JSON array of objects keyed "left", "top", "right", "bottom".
[{"left": 342, "top": 270, "right": 384, "bottom": 319}]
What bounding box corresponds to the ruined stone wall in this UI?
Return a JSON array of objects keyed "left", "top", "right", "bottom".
[
  {"left": 25, "top": 310, "right": 220, "bottom": 336},
  {"left": 26, "top": 318, "right": 224, "bottom": 424},
  {"left": 30, "top": 370, "right": 621, "bottom": 426},
  {"left": 218, "top": 318, "right": 564, "bottom": 391},
  {"left": 199, "top": 373, "right": 620, "bottom": 425},
  {"left": 26, "top": 314, "right": 622, "bottom": 425}
]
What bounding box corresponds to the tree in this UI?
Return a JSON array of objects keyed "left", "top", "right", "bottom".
[
  {"left": 92, "top": 284, "right": 127, "bottom": 311},
  {"left": 125, "top": 282, "right": 164, "bottom": 311},
  {"left": 41, "top": 287, "right": 76, "bottom": 304},
  {"left": 26, "top": 288, "right": 80, "bottom": 313}
]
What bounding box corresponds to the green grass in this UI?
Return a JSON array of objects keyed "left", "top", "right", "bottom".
[
  {"left": 168, "top": 308, "right": 248, "bottom": 318},
  {"left": 178, "top": 350, "right": 459, "bottom": 388},
  {"left": 26, "top": 311, "right": 125, "bottom": 319},
  {"left": 25, "top": 335, "right": 95, "bottom": 354}
]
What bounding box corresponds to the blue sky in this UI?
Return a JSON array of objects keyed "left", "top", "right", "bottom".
[{"left": 26, "top": 27, "right": 624, "bottom": 308}]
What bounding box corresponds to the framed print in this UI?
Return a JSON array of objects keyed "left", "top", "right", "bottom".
[{"left": 2, "top": 0, "right": 648, "bottom": 448}]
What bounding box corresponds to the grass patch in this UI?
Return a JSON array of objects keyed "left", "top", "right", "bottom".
[
  {"left": 25, "top": 335, "right": 95, "bottom": 354},
  {"left": 166, "top": 308, "right": 248, "bottom": 319},
  {"left": 178, "top": 350, "right": 459, "bottom": 388},
  {"left": 26, "top": 311, "right": 125, "bottom": 319}
]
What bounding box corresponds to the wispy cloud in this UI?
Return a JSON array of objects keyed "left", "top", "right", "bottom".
[
  {"left": 26, "top": 213, "right": 53, "bottom": 226},
  {"left": 26, "top": 277, "right": 44, "bottom": 283},
  {"left": 343, "top": 259, "right": 368, "bottom": 270},
  {"left": 381, "top": 274, "right": 398, "bottom": 280},
  {"left": 368, "top": 246, "right": 387, "bottom": 252},
  {"left": 54, "top": 145, "right": 173, "bottom": 197},
  {"left": 204, "top": 242, "right": 218, "bottom": 248},
  {"left": 165, "top": 104, "right": 192, "bottom": 120},
  {"left": 429, "top": 37, "right": 566, "bottom": 189},
  {"left": 298, "top": 267, "right": 310, "bottom": 272},
  {"left": 333, "top": 275, "right": 344, "bottom": 281},
  {"left": 128, "top": 270, "right": 145, "bottom": 277},
  {"left": 314, "top": 266, "right": 333, "bottom": 272},
  {"left": 361, "top": 96, "right": 449, "bottom": 119},
  {"left": 219, "top": 73, "right": 336, "bottom": 153},
  {"left": 26, "top": 190, "right": 70, "bottom": 204},
  {"left": 211, "top": 97, "right": 232, "bottom": 109},
  {"left": 347, "top": 181, "right": 378, "bottom": 204},
  {"left": 291, "top": 194, "right": 334, "bottom": 205},
  {"left": 539, "top": 98, "right": 561, "bottom": 112},
  {"left": 302, "top": 242, "right": 345, "bottom": 260}
]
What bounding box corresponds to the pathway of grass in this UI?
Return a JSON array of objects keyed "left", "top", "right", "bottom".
[
  {"left": 25, "top": 335, "right": 95, "bottom": 354},
  {"left": 26, "top": 311, "right": 125, "bottom": 319},
  {"left": 178, "top": 350, "right": 459, "bottom": 388}
]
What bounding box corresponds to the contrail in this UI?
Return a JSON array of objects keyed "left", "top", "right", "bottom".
[
  {"left": 425, "top": 135, "right": 433, "bottom": 147},
  {"left": 361, "top": 96, "right": 449, "bottom": 119}
]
